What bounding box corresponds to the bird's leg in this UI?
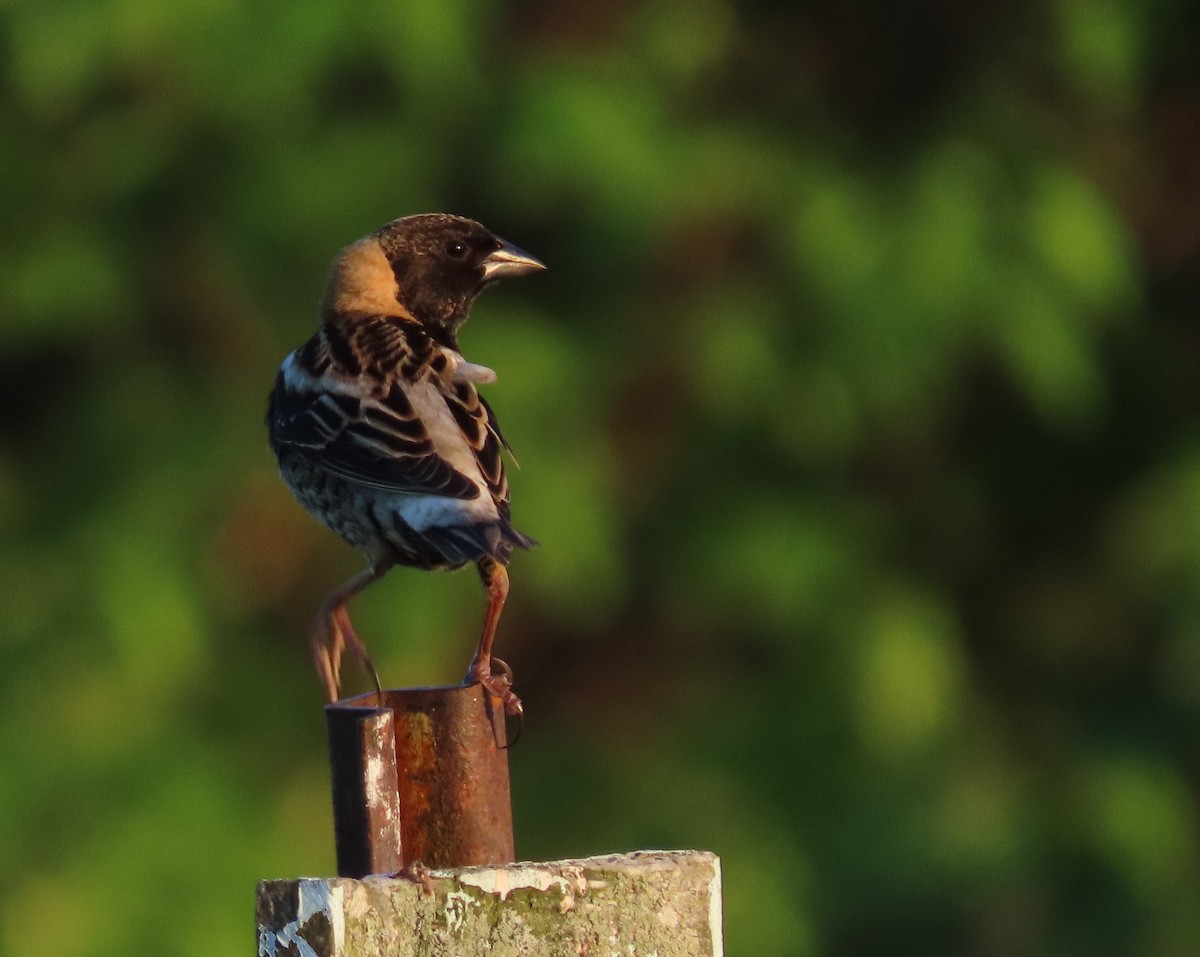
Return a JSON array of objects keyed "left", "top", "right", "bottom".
[
  {"left": 464, "top": 558, "right": 522, "bottom": 716},
  {"left": 311, "top": 562, "right": 391, "bottom": 703}
]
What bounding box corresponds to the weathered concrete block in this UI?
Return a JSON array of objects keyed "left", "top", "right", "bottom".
[{"left": 257, "top": 849, "right": 722, "bottom": 957}]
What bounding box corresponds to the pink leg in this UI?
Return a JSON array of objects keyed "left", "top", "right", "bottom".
[
  {"left": 464, "top": 559, "right": 522, "bottom": 716},
  {"left": 311, "top": 562, "right": 391, "bottom": 702}
]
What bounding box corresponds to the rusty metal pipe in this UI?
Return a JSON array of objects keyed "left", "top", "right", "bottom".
[
  {"left": 325, "top": 684, "right": 514, "bottom": 876},
  {"left": 325, "top": 705, "right": 404, "bottom": 878}
]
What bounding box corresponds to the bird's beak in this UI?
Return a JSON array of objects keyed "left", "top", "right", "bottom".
[{"left": 481, "top": 241, "right": 546, "bottom": 282}]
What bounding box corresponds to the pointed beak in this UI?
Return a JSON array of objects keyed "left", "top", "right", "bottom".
[{"left": 481, "top": 240, "right": 546, "bottom": 282}]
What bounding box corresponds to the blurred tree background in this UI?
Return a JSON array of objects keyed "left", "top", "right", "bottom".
[{"left": 1, "top": 0, "right": 1199, "bottom": 954}]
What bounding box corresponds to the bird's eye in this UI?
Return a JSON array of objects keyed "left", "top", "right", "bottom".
[{"left": 445, "top": 241, "right": 468, "bottom": 259}]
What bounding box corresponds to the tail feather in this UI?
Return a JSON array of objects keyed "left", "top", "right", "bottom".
[{"left": 413, "top": 517, "right": 536, "bottom": 567}]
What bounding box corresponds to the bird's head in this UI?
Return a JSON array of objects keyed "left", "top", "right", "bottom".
[{"left": 321, "top": 214, "right": 545, "bottom": 343}]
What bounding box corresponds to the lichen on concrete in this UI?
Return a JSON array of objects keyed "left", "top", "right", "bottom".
[{"left": 258, "top": 850, "right": 722, "bottom": 957}]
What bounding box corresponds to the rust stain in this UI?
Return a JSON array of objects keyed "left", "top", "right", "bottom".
[{"left": 327, "top": 684, "right": 514, "bottom": 875}]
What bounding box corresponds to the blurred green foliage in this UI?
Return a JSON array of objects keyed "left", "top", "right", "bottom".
[{"left": 1, "top": 0, "right": 1199, "bottom": 954}]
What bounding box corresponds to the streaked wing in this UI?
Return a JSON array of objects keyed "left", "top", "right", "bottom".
[
  {"left": 441, "top": 379, "right": 509, "bottom": 504},
  {"left": 270, "top": 368, "right": 480, "bottom": 500}
]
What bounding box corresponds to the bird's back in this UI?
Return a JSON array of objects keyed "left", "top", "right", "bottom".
[{"left": 268, "top": 313, "right": 533, "bottom": 570}]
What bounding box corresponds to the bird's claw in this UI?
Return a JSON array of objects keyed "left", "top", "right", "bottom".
[
  {"left": 489, "top": 656, "right": 514, "bottom": 684},
  {"left": 467, "top": 658, "right": 523, "bottom": 718},
  {"left": 311, "top": 605, "right": 383, "bottom": 704},
  {"left": 311, "top": 622, "right": 344, "bottom": 703}
]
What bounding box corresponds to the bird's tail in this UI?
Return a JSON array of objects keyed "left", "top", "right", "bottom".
[
  {"left": 502, "top": 520, "right": 538, "bottom": 552},
  {"left": 492, "top": 518, "right": 537, "bottom": 563},
  {"left": 416, "top": 518, "right": 536, "bottom": 567}
]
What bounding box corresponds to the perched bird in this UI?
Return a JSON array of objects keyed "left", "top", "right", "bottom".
[{"left": 267, "top": 214, "right": 544, "bottom": 713}]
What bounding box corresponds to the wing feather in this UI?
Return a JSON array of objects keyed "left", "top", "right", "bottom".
[
  {"left": 268, "top": 325, "right": 481, "bottom": 500},
  {"left": 438, "top": 377, "right": 509, "bottom": 503}
]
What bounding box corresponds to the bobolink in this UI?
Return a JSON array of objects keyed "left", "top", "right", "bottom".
[{"left": 267, "top": 214, "right": 544, "bottom": 713}]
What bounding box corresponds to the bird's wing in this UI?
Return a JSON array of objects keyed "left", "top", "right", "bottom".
[
  {"left": 438, "top": 377, "right": 510, "bottom": 505},
  {"left": 269, "top": 344, "right": 481, "bottom": 501}
]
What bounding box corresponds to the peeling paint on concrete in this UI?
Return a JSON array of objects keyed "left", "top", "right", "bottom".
[
  {"left": 258, "top": 880, "right": 344, "bottom": 957},
  {"left": 445, "top": 861, "right": 592, "bottom": 902}
]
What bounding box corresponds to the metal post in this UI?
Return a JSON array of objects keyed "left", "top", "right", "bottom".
[
  {"left": 325, "top": 684, "right": 514, "bottom": 876},
  {"left": 325, "top": 705, "right": 404, "bottom": 878}
]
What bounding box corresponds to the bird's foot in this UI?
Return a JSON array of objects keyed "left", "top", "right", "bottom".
[
  {"left": 311, "top": 604, "right": 384, "bottom": 705},
  {"left": 466, "top": 657, "right": 523, "bottom": 717},
  {"left": 311, "top": 619, "right": 345, "bottom": 704},
  {"left": 333, "top": 605, "right": 383, "bottom": 704}
]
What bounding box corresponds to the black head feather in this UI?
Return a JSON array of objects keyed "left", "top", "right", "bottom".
[{"left": 372, "top": 214, "right": 542, "bottom": 343}]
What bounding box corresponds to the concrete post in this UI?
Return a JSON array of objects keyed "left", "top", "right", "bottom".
[{"left": 257, "top": 849, "right": 723, "bottom": 957}]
